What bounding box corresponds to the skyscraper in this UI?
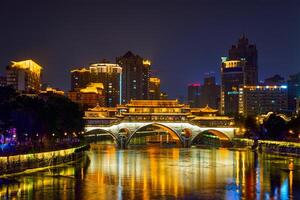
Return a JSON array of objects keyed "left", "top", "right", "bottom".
[
  {"left": 149, "top": 77, "right": 161, "bottom": 100},
  {"left": 228, "top": 34, "right": 258, "bottom": 85},
  {"left": 70, "top": 62, "right": 122, "bottom": 107},
  {"left": 187, "top": 84, "right": 201, "bottom": 108},
  {"left": 221, "top": 35, "right": 258, "bottom": 115},
  {"left": 287, "top": 72, "right": 300, "bottom": 112},
  {"left": 200, "top": 75, "right": 220, "bottom": 109},
  {"left": 116, "top": 51, "right": 150, "bottom": 103},
  {"left": 6, "top": 60, "right": 42, "bottom": 93}
]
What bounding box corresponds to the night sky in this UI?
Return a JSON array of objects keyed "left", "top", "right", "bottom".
[{"left": 1, "top": 0, "right": 299, "bottom": 99}]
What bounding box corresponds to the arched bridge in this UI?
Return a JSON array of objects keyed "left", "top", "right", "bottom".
[{"left": 85, "top": 122, "right": 237, "bottom": 148}]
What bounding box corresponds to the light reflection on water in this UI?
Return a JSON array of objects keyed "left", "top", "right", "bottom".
[{"left": 1, "top": 144, "right": 300, "bottom": 200}]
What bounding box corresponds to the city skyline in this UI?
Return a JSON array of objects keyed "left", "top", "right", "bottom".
[{"left": 1, "top": 0, "right": 300, "bottom": 98}]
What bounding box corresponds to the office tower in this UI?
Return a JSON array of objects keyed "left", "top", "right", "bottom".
[
  {"left": 287, "top": 72, "right": 300, "bottom": 112},
  {"left": 116, "top": 51, "right": 150, "bottom": 103},
  {"left": 221, "top": 35, "right": 258, "bottom": 115},
  {"left": 220, "top": 59, "right": 245, "bottom": 115},
  {"left": 70, "top": 62, "right": 122, "bottom": 107},
  {"left": 187, "top": 84, "right": 201, "bottom": 108},
  {"left": 239, "top": 85, "right": 288, "bottom": 116},
  {"left": 6, "top": 60, "right": 42, "bottom": 93},
  {"left": 149, "top": 77, "right": 161, "bottom": 100},
  {"left": 228, "top": 34, "right": 258, "bottom": 85},
  {"left": 200, "top": 75, "right": 220, "bottom": 109}
]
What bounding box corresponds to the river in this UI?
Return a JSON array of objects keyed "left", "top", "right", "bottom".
[{"left": 1, "top": 143, "right": 300, "bottom": 200}]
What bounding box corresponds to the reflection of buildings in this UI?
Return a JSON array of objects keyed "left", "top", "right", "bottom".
[
  {"left": 187, "top": 84, "right": 201, "bottom": 108},
  {"left": 221, "top": 35, "right": 258, "bottom": 115},
  {"left": 68, "top": 83, "right": 105, "bottom": 109},
  {"left": 71, "top": 62, "right": 122, "bottom": 107},
  {"left": 6, "top": 60, "right": 42, "bottom": 93},
  {"left": 149, "top": 77, "right": 161, "bottom": 100},
  {"left": 238, "top": 85, "right": 288, "bottom": 116},
  {"left": 116, "top": 51, "right": 150, "bottom": 103},
  {"left": 287, "top": 72, "right": 300, "bottom": 112}
]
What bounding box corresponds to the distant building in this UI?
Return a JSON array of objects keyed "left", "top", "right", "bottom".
[
  {"left": 0, "top": 76, "right": 6, "bottom": 87},
  {"left": 84, "top": 104, "right": 118, "bottom": 126},
  {"left": 238, "top": 85, "right": 288, "bottom": 116},
  {"left": 228, "top": 34, "right": 258, "bottom": 85},
  {"left": 6, "top": 60, "right": 42, "bottom": 93},
  {"left": 187, "top": 84, "right": 201, "bottom": 108},
  {"left": 297, "top": 97, "right": 300, "bottom": 114},
  {"left": 221, "top": 59, "right": 245, "bottom": 115},
  {"left": 221, "top": 35, "right": 258, "bottom": 115},
  {"left": 264, "top": 74, "right": 285, "bottom": 86},
  {"left": 40, "top": 87, "right": 65, "bottom": 96},
  {"left": 68, "top": 83, "right": 105, "bottom": 109},
  {"left": 116, "top": 51, "right": 150, "bottom": 103},
  {"left": 200, "top": 75, "right": 220, "bottom": 109},
  {"left": 287, "top": 72, "right": 300, "bottom": 112},
  {"left": 149, "top": 77, "right": 161, "bottom": 100},
  {"left": 71, "top": 62, "right": 122, "bottom": 107},
  {"left": 160, "top": 92, "right": 168, "bottom": 100}
]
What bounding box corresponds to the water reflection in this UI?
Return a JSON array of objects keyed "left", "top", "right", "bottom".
[{"left": 1, "top": 144, "right": 300, "bottom": 200}]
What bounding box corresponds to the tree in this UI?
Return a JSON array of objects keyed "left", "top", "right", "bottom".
[{"left": 262, "top": 114, "right": 287, "bottom": 140}]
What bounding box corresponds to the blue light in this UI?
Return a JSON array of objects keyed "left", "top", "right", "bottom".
[{"left": 281, "top": 85, "right": 287, "bottom": 89}]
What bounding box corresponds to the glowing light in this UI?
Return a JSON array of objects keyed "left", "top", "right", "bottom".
[
  {"left": 143, "top": 60, "right": 151, "bottom": 66},
  {"left": 11, "top": 60, "right": 42, "bottom": 75}
]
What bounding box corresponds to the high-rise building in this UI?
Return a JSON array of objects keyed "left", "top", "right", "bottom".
[
  {"left": 149, "top": 77, "right": 161, "bottom": 100},
  {"left": 264, "top": 74, "right": 285, "bottom": 86},
  {"left": 238, "top": 85, "right": 288, "bottom": 116},
  {"left": 187, "top": 84, "right": 201, "bottom": 108},
  {"left": 221, "top": 35, "right": 258, "bottom": 115},
  {"left": 0, "top": 76, "right": 6, "bottom": 87},
  {"left": 6, "top": 60, "right": 42, "bottom": 93},
  {"left": 116, "top": 51, "right": 150, "bottom": 103},
  {"left": 70, "top": 62, "right": 122, "bottom": 107},
  {"left": 200, "top": 75, "right": 220, "bottom": 109},
  {"left": 68, "top": 83, "right": 105, "bottom": 109},
  {"left": 228, "top": 34, "right": 258, "bottom": 85},
  {"left": 221, "top": 59, "right": 245, "bottom": 115},
  {"left": 287, "top": 72, "right": 300, "bottom": 112}
]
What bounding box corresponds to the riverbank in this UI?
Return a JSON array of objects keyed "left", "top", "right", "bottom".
[
  {"left": 232, "top": 138, "right": 300, "bottom": 157},
  {"left": 0, "top": 144, "right": 89, "bottom": 177}
]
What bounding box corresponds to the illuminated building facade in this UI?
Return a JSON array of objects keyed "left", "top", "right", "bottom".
[
  {"left": 187, "top": 84, "right": 201, "bottom": 108},
  {"left": 149, "top": 77, "right": 161, "bottom": 100},
  {"left": 6, "top": 60, "right": 42, "bottom": 93},
  {"left": 117, "top": 100, "right": 190, "bottom": 121},
  {"left": 238, "top": 85, "right": 288, "bottom": 116},
  {"left": 190, "top": 105, "right": 234, "bottom": 127},
  {"left": 68, "top": 83, "right": 105, "bottom": 109},
  {"left": 200, "top": 75, "right": 220, "bottom": 109},
  {"left": 287, "top": 72, "right": 300, "bottom": 112},
  {"left": 221, "top": 59, "right": 245, "bottom": 114},
  {"left": 0, "top": 76, "right": 6, "bottom": 87},
  {"left": 84, "top": 104, "right": 118, "bottom": 126},
  {"left": 116, "top": 51, "right": 150, "bottom": 103},
  {"left": 40, "top": 87, "right": 65, "bottom": 96},
  {"left": 71, "top": 62, "right": 122, "bottom": 107}
]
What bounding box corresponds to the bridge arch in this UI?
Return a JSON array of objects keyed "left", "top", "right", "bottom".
[
  {"left": 85, "top": 128, "right": 119, "bottom": 144},
  {"left": 126, "top": 123, "right": 184, "bottom": 145},
  {"left": 191, "top": 129, "right": 230, "bottom": 144},
  {"left": 118, "top": 128, "right": 131, "bottom": 137}
]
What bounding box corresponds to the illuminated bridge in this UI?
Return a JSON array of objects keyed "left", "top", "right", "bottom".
[
  {"left": 85, "top": 121, "right": 236, "bottom": 148},
  {"left": 83, "top": 100, "right": 237, "bottom": 148}
]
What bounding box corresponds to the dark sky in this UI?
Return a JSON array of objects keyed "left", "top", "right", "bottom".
[{"left": 1, "top": 0, "right": 300, "bottom": 99}]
